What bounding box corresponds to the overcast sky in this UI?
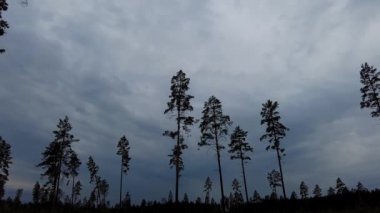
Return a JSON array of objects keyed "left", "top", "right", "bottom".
[{"left": 1, "top": 0, "right": 380, "bottom": 205}]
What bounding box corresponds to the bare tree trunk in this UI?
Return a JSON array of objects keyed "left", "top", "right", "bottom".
[
  {"left": 241, "top": 158, "right": 249, "bottom": 202},
  {"left": 215, "top": 136, "right": 225, "bottom": 212},
  {"left": 175, "top": 106, "right": 181, "bottom": 203},
  {"left": 71, "top": 176, "right": 75, "bottom": 205},
  {"left": 119, "top": 157, "right": 123, "bottom": 208},
  {"left": 276, "top": 148, "right": 287, "bottom": 199}
]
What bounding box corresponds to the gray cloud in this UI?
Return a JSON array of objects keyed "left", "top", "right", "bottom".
[{"left": 1, "top": 0, "right": 380, "bottom": 204}]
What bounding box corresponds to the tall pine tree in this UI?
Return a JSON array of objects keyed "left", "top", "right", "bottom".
[
  {"left": 116, "top": 135, "right": 131, "bottom": 208},
  {"left": 66, "top": 150, "right": 81, "bottom": 205},
  {"left": 37, "top": 116, "right": 79, "bottom": 205},
  {"left": 163, "top": 70, "right": 194, "bottom": 203},
  {"left": 260, "top": 100, "right": 289, "bottom": 199},
  {"left": 228, "top": 126, "right": 253, "bottom": 203},
  {"left": 199, "top": 96, "right": 232, "bottom": 212},
  {"left": 87, "top": 156, "right": 100, "bottom": 207}
]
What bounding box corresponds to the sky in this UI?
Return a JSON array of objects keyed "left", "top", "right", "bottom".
[{"left": 1, "top": 0, "right": 380, "bottom": 205}]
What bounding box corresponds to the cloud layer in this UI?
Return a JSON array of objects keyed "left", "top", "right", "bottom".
[{"left": 1, "top": 0, "right": 380, "bottom": 204}]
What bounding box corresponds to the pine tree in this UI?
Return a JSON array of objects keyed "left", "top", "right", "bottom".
[
  {"left": 203, "top": 176, "right": 212, "bottom": 204},
  {"left": 183, "top": 193, "right": 189, "bottom": 203},
  {"left": 66, "top": 150, "right": 81, "bottom": 205},
  {"left": 360, "top": 63, "right": 380, "bottom": 117},
  {"left": 267, "top": 170, "right": 282, "bottom": 199},
  {"left": 87, "top": 156, "right": 101, "bottom": 207},
  {"left": 336, "top": 177, "right": 347, "bottom": 194},
  {"left": 116, "top": 135, "right": 131, "bottom": 208},
  {"left": 164, "top": 70, "right": 194, "bottom": 203},
  {"left": 327, "top": 187, "right": 335, "bottom": 196},
  {"left": 290, "top": 191, "right": 298, "bottom": 200},
  {"left": 199, "top": 96, "right": 232, "bottom": 212},
  {"left": 37, "top": 116, "right": 79, "bottom": 206},
  {"left": 168, "top": 190, "right": 173, "bottom": 203},
  {"left": 13, "top": 188, "right": 23, "bottom": 205},
  {"left": 0, "top": 136, "right": 12, "bottom": 200},
  {"left": 99, "top": 178, "right": 109, "bottom": 207},
  {"left": 260, "top": 100, "right": 289, "bottom": 199},
  {"left": 123, "top": 192, "right": 131, "bottom": 207},
  {"left": 32, "top": 182, "right": 41, "bottom": 204},
  {"left": 228, "top": 126, "right": 253, "bottom": 203},
  {"left": 231, "top": 179, "right": 243, "bottom": 205},
  {"left": 313, "top": 184, "right": 322, "bottom": 198},
  {"left": 252, "top": 190, "right": 261, "bottom": 203},
  {"left": 356, "top": 181, "right": 368, "bottom": 192},
  {"left": 299, "top": 181, "right": 308, "bottom": 199},
  {"left": 0, "top": 0, "right": 9, "bottom": 53},
  {"left": 73, "top": 181, "right": 82, "bottom": 204}
]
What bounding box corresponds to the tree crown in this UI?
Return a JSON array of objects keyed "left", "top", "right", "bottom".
[
  {"left": 199, "top": 96, "right": 232, "bottom": 148},
  {"left": 228, "top": 126, "right": 253, "bottom": 160},
  {"left": 260, "top": 100, "right": 289, "bottom": 156},
  {"left": 360, "top": 62, "right": 380, "bottom": 117}
]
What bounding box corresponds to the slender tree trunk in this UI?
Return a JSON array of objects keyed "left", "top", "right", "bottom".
[
  {"left": 175, "top": 106, "right": 181, "bottom": 203},
  {"left": 53, "top": 138, "right": 64, "bottom": 208},
  {"left": 241, "top": 158, "right": 249, "bottom": 203},
  {"left": 276, "top": 148, "right": 287, "bottom": 199},
  {"left": 215, "top": 135, "right": 225, "bottom": 212},
  {"left": 119, "top": 157, "right": 123, "bottom": 208},
  {"left": 71, "top": 176, "right": 75, "bottom": 205}
]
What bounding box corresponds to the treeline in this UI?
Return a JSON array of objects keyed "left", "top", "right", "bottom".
[
  {"left": 1, "top": 187, "right": 380, "bottom": 213},
  {"left": 0, "top": 63, "right": 380, "bottom": 213}
]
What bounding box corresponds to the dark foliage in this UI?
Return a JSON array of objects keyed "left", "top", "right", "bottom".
[
  {"left": 267, "top": 170, "right": 282, "bottom": 197},
  {"left": 360, "top": 62, "right": 380, "bottom": 117},
  {"left": 66, "top": 150, "right": 81, "bottom": 205},
  {"left": 87, "top": 156, "right": 109, "bottom": 208},
  {"left": 32, "top": 181, "right": 40, "bottom": 204},
  {"left": 313, "top": 184, "right": 322, "bottom": 198},
  {"left": 0, "top": 136, "right": 12, "bottom": 200},
  {"left": 36, "top": 116, "right": 79, "bottom": 206},
  {"left": 203, "top": 177, "right": 212, "bottom": 204},
  {"left": 299, "top": 181, "right": 308, "bottom": 199},
  {"left": 2, "top": 190, "right": 380, "bottom": 213},
  {"left": 0, "top": 0, "right": 8, "bottom": 53}
]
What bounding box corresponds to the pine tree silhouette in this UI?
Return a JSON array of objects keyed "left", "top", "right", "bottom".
[
  {"left": 360, "top": 63, "right": 380, "bottom": 117},
  {"left": 164, "top": 70, "right": 194, "bottom": 203},
  {"left": 116, "top": 135, "right": 131, "bottom": 208},
  {"left": 260, "top": 100, "right": 289, "bottom": 199},
  {"left": 199, "top": 96, "right": 232, "bottom": 212},
  {"left": 228, "top": 126, "right": 253, "bottom": 203}
]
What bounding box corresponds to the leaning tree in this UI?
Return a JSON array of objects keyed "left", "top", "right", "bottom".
[
  {"left": 199, "top": 96, "right": 232, "bottom": 212},
  {"left": 228, "top": 126, "right": 253, "bottom": 203},
  {"left": 37, "top": 116, "right": 79, "bottom": 206},
  {"left": 260, "top": 100, "right": 289, "bottom": 199},
  {"left": 163, "top": 70, "right": 194, "bottom": 203},
  {"left": 66, "top": 150, "right": 81, "bottom": 205},
  {"left": 360, "top": 62, "right": 380, "bottom": 118}
]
